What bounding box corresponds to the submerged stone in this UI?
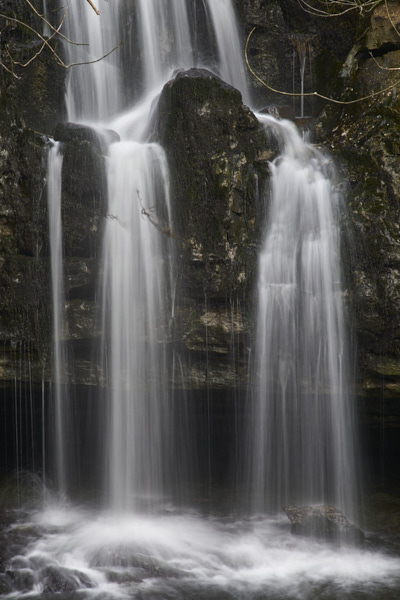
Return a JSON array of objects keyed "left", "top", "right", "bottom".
[{"left": 283, "top": 504, "right": 365, "bottom": 546}]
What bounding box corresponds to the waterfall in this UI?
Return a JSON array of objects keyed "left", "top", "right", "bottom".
[
  {"left": 102, "top": 142, "right": 172, "bottom": 511},
  {"left": 246, "top": 116, "right": 357, "bottom": 516},
  {"left": 64, "top": 0, "right": 122, "bottom": 122},
  {"left": 204, "top": 0, "right": 251, "bottom": 103},
  {"left": 47, "top": 143, "right": 68, "bottom": 496},
  {"left": 136, "top": 0, "right": 192, "bottom": 93},
  {"left": 54, "top": 0, "right": 252, "bottom": 511},
  {"left": 6, "top": 3, "right": 400, "bottom": 599},
  {"left": 47, "top": 0, "right": 358, "bottom": 519}
]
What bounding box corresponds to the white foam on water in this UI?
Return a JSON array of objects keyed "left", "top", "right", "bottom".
[{"left": 5, "top": 508, "right": 399, "bottom": 599}]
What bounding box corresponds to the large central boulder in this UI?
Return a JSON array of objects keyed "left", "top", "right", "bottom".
[
  {"left": 154, "top": 68, "right": 273, "bottom": 388},
  {"left": 155, "top": 68, "right": 272, "bottom": 298}
]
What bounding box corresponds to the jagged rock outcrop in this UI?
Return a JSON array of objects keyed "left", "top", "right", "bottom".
[{"left": 155, "top": 68, "right": 272, "bottom": 388}]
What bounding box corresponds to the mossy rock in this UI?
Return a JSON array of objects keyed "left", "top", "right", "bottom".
[{"left": 155, "top": 67, "right": 271, "bottom": 301}]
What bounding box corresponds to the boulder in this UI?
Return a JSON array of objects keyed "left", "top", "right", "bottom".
[
  {"left": 54, "top": 122, "right": 120, "bottom": 147},
  {"left": 39, "top": 565, "right": 95, "bottom": 593},
  {"left": 154, "top": 67, "right": 272, "bottom": 388},
  {"left": 283, "top": 504, "right": 365, "bottom": 545}
]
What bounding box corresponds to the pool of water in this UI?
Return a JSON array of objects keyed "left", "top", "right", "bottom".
[{"left": 1, "top": 500, "right": 400, "bottom": 599}]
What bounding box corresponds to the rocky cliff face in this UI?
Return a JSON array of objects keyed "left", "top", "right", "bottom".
[
  {"left": 1, "top": 1, "right": 400, "bottom": 432},
  {"left": 325, "top": 4, "right": 400, "bottom": 414}
]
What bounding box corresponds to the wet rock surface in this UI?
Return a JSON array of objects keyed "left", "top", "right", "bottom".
[
  {"left": 155, "top": 68, "right": 272, "bottom": 388},
  {"left": 283, "top": 504, "right": 366, "bottom": 545}
]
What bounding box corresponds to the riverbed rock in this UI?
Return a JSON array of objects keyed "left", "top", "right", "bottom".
[
  {"left": 39, "top": 565, "right": 95, "bottom": 593},
  {"left": 283, "top": 504, "right": 365, "bottom": 545}
]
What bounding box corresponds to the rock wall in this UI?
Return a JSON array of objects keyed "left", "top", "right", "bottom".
[{"left": 0, "top": 0, "right": 64, "bottom": 387}]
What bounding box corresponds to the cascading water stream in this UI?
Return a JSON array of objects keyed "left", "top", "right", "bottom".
[
  {"left": 246, "top": 116, "right": 357, "bottom": 517},
  {"left": 47, "top": 143, "right": 68, "bottom": 496},
  {"left": 64, "top": 0, "right": 122, "bottom": 122},
  {"left": 204, "top": 0, "right": 251, "bottom": 104},
  {"left": 103, "top": 142, "right": 173, "bottom": 512}
]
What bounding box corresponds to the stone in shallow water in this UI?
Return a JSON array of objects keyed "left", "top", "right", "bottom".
[
  {"left": 283, "top": 504, "right": 365, "bottom": 545},
  {"left": 39, "top": 565, "right": 95, "bottom": 593},
  {"left": 5, "top": 567, "right": 35, "bottom": 592}
]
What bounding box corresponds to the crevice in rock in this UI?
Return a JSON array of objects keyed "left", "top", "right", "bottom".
[{"left": 356, "top": 42, "right": 400, "bottom": 61}]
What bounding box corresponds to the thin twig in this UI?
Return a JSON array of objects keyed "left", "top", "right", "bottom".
[
  {"left": 385, "top": 0, "right": 400, "bottom": 41},
  {"left": 86, "top": 0, "right": 100, "bottom": 15},
  {"left": 137, "top": 189, "right": 176, "bottom": 238},
  {"left": 23, "top": 0, "right": 88, "bottom": 46},
  {"left": 64, "top": 41, "right": 123, "bottom": 69},
  {"left": 296, "top": 0, "right": 382, "bottom": 17},
  {"left": 0, "top": 8, "right": 123, "bottom": 72}
]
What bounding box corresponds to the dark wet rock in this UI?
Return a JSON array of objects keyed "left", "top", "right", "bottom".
[
  {"left": 6, "top": 567, "right": 35, "bottom": 592},
  {"left": 60, "top": 135, "right": 107, "bottom": 259},
  {"left": 320, "top": 2, "right": 400, "bottom": 406},
  {"left": 237, "top": 0, "right": 360, "bottom": 114},
  {"left": 9, "top": 555, "right": 31, "bottom": 570},
  {"left": 54, "top": 122, "right": 120, "bottom": 147},
  {"left": 129, "top": 554, "right": 187, "bottom": 579},
  {"left": 0, "top": 573, "right": 13, "bottom": 594},
  {"left": 283, "top": 504, "right": 365, "bottom": 545},
  {"left": 154, "top": 67, "right": 272, "bottom": 389},
  {"left": 39, "top": 565, "right": 95, "bottom": 593},
  {"left": 155, "top": 67, "right": 272, "bottom": 298},
  {"left": 106, "top": 567, "right": 148, "bottom": 584},
  {"left": 91, "top": 548, "right": 187, "bottom": 579}
]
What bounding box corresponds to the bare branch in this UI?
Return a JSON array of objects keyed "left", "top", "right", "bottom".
[
  {"left": 245, "top": 26, "right": 400, "bottom": 106},
  {"left": 296, "top": 0, "right": 383, "bottom": 17},
  {"left": 86, "top": 0, "right": 100, "bottom": 16},
  {"left": 23, "top": 0, "right": 89, "bottom": 47},
  {"left": 137, "top": 190, "right": 176, "bottom": 238},
  {"left": 0, "top": 2, "right": 123, "bottom": 74},
  {"left": 64, "top": 41, "right": 123, "bottom": 69}
]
